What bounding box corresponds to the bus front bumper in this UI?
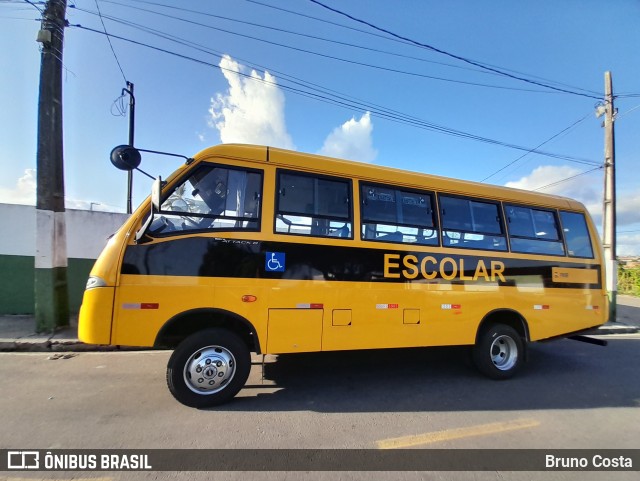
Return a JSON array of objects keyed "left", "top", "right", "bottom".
[{"left": 78, "top": 286, "right": 115, "bottom": 345}]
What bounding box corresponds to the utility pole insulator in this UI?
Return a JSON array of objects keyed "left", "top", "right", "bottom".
[{"left": 36, "top": 29, "right": 51, "bottom": 44}]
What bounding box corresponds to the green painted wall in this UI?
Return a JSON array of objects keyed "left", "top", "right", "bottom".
[{"left": 0, "top": 255, "right": 95, "bottom": 314}]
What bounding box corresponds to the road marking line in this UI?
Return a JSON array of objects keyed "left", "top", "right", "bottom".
[{"left": 377, "top": 418, "right": 540, "bottom": 449}]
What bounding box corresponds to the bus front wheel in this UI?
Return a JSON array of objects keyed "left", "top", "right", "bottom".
[
  {"left": 473, "top": 324, "right": 524, "bottom": 380},
  {"left": 166, "top": 328, "right": 251, "bottom": 408}
]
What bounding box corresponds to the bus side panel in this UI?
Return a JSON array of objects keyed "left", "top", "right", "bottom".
[
  {"left": 264, "top": 280, "right": 438, "bottom": 353},
  {"left": 319, "top": 282, "right": 482, "bottom": 352},
  {"left": 112, "top": 275, "right": 216, "bottom": 346},
  {"left": 111, "top": 275, "right": 269, "bottom": 348},
  {"left": 519, "top": 287, "right": 608, "bottom": 341}
]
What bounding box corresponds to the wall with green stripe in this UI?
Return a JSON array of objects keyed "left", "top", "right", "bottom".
[
  {"left": 0, "top": 255, "right": 96, "bottom": 314},
  {"left": 1, "top": 204, "right": 129, "bottom": 315}
]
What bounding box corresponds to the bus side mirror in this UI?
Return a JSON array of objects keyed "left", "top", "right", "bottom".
[
  {"left": 110, "top": 145, "right": 142, "bottom": 171},
  {"left": 135, "top": 176, "right": 162, "bottom": 243}
]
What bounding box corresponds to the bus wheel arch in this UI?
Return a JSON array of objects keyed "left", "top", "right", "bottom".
[
  {"left": 473, "top": 309, "right": 529, "bottom": 380},
  {"left": 154, "top": 308, "right": 261, "bottom": 354}
]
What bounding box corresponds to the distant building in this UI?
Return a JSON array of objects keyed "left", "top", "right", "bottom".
[{"left": 619, "top": 256, "right": 640, "bottom": 268}]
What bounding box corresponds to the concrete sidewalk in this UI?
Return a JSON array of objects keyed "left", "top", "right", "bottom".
[{"left": 1, "top": 295, "right": 638, "bottom": 352}]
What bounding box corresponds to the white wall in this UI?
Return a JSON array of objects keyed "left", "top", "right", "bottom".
[{"left": 0, "top": 204, "right": 129, "bottom": 259}]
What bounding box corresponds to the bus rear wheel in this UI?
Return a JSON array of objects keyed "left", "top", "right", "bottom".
[
  {"left": 166, "top": 328, "right": 251, "bottom": 408},
  {"left": 473, "top": 324, "right": 524, "bottom": 380}
]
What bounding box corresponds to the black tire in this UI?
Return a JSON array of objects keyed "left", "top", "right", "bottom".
[
  {"left": 472, "top": 324, "right": 524, "bottom": 380},
  {"left": 166, "top": 328, "right": 251, "bottom": 408}
]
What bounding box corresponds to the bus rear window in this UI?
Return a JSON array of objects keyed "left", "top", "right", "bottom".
[{"left": 560, "top": 211, "right": 594, "bottom": 258}]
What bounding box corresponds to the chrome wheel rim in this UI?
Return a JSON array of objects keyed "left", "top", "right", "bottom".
[
  {"left": 183, "top": 345, "right": 236, "bottom": 395},
  {"left": 490, "top": 335, "right": 518, "bottom": 371}
]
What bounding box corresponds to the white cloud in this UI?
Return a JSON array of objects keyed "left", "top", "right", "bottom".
[
  {"left": 209, "top": 55, "right": 294, "bottom": 150},
  {"left": 616, "top": 193, "right": 640, "bottom": 256},
  {"left": 0, "top": 169, "right": 36, "bottom": 205},
  {"left": 318, "top": 112, "right": 377, "bottom": 163},
  {"left": 505, "top": 165, "right": 597, "bottom": 199},
  {"left": 0, "top": 170, "right": 123, "bottom": 212},
  {"left": 618, "top": 233, "right": 640, "bottom": 256},
  {"left": 618, "top": 193, "right": 640, "bottom": 226}
]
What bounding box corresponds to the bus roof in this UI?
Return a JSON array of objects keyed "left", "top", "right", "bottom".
[{"left": 194, "top": 143, "right": 586, "bottom": 211}]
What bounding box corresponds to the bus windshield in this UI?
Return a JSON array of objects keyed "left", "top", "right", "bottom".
[{"left": 148, "top": 164, "right": 262, "bottom": 234}]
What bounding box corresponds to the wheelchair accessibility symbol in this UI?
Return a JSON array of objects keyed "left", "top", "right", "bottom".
[{"left": 265, "top": 252, "right": 285, "bottom": 272}]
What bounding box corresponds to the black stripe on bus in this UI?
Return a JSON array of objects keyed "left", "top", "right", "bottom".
[{"left": 121, "top": 237, "right": 601, "bottom": 289}]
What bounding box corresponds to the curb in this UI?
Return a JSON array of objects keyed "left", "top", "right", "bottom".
[
  {"left": 591, "top": 325, "right": 640, "bottom": 335},
  {"left": 0, "top": 340, "right": 151, "bottom": 353}
]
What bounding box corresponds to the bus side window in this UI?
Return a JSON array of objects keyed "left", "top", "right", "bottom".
[
  {"left": 361, "top": 183, "right": 438, "bottom": 245},
  {"left": 440, "top": 195, "right": 507, "bottom": 251},
  {"left": 275, "top": 171, "right": 353, "bottom": 239},
  {"left": 505, "top": 204, "right": 565, "bottom": 256}
]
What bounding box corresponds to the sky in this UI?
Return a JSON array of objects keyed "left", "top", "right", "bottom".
[{"left": 1, "top": 0, "right": 639, "bottom": 255}]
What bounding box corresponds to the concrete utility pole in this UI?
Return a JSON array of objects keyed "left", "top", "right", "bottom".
[
  {"left": 602, "top": 71, "right": 617, "bottom": 322},
  {"left": 35, "top": 0, "right": 69, "bottom": 332}
]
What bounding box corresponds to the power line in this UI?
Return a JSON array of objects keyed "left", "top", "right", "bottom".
[
  {"left": 0, "top": 14, "right": 40, "bottom": 19},
  {"left": 124, "top": 0, "right": 499, "bottom": 76},
  {"left": 616, "top": 103, "right": 640, "bottom": 120},
  {"left": 93, "top": 0, "right": 127, "bottom": 82},
  {"left": 76, "top": 11, "right": 515, "bottom": 139},
  {"left": 78, "top": 6, "right": 515, "bottom": 134},
  {"left": 70, "top": 23, "right": 599, "bottom": 166},
  {"left": 308, "top": 0, "right": 602, "bottom": 100},
  {"left": 131, "top": 0, "right": 508, "bottom": 80},
  {"left": 246, "top": 0, "right": 601, "bottom": 97},
  {"left": 94, "top": 0, "right": 558, "bottom": 95},
  {"left": 481, "top": 113, "right": 597, "bottom": 182},
  {"left": 21, "top": 0, "right": 43, "bottom": 13},
  {"left": 532, "top": 166, "right": 602, "bottom": 191},
  {"left": 247, "top": 0, "right": 421, "bottom": 46}
]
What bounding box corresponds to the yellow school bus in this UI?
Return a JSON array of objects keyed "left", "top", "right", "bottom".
[{"left": 79, "top": 144, "right": 608, "bottom": 407}]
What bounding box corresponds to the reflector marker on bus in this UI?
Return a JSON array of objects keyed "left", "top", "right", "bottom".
[
  {"left": 122, "top": 303, "right": 159, "bottom": 310},
  {"left": 585, "top": 305, "right": 600, "bottom": 310},
  {"left": 533, "top": 305, "right": 550, "bottom": 310},
  {"left": 376, "top": 304, "right": 399, "bottom": 309},
  {"left": 296, "top": 303, "right": 323, "bottom": 309},
  {"left": 441, "top": 304, "right": 462, "bottom": 310}
]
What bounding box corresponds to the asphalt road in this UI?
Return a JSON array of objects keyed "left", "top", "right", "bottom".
[{"left": 1, "top": 331, "right": 639, "bottom": 480}]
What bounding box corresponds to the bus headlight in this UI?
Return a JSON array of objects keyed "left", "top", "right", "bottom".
[{"left": 86, "top": 276, "right": 107, "bottom": 290}]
